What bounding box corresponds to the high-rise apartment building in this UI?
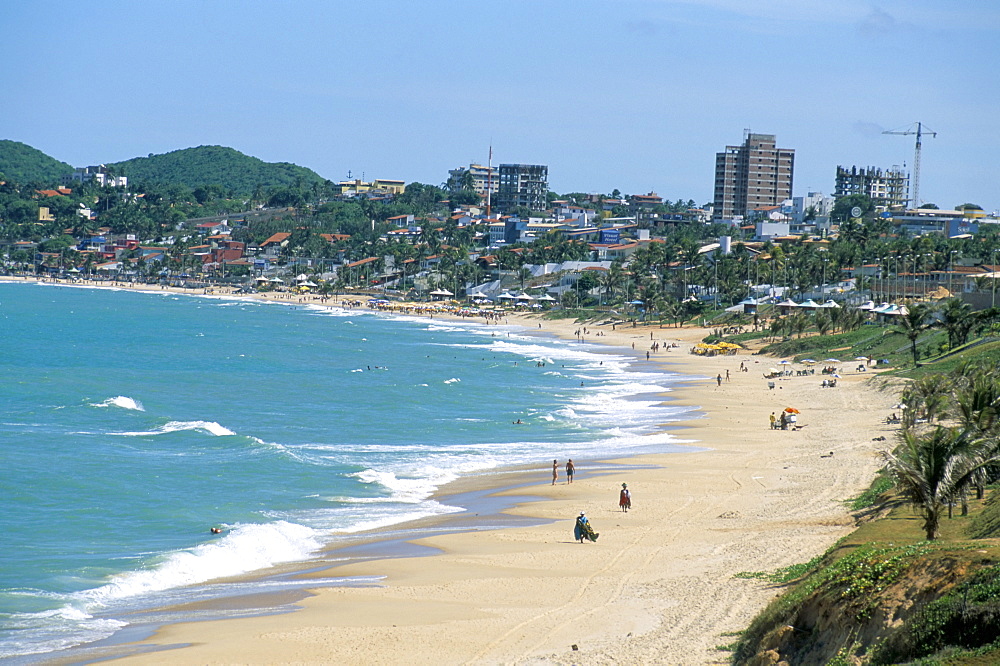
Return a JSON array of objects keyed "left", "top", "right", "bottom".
[
  {"left": 496, "top": 164, "right": 548, "bottom": 213},
  {"left": 713, "top": 131, "right": 794, "bottom": 221},
  {"left": 446, "top": 164, "right": 498, "bottom": 199},
  {"left": 834, "top": 166, "right": 909, "bottom": 210}
]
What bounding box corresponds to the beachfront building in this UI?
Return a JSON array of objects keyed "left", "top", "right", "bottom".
[
  {"left": 888, "top": 208, "right": 984, "bottom": 237},
  {"left": 61, "top": 165, "right": 127, "bottom": 188},
  {"left": 496, "top": 164, "right": 548, "bottom": 213},
  {"left": 447, "top": 164, "right": 498, "bottom": 199},
  {"left": 834, "top": 165, "right": 909, "bottom": 210},
  {"left": 713, "top": 131, "right": 794, "bottom": 222},
  {"left": 335, "top": 179, "right": 406, "bottom": 198}
]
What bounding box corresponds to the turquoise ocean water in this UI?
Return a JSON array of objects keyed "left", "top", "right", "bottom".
[{"left": 0, "top": 282, "right": 694, "bottom": 660}]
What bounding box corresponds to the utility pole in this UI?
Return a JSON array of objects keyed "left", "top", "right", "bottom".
[{"left": 883, "top": 122, "right": 937, "bottom": 208}]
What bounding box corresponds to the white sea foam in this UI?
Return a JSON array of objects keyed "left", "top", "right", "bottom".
[
  {"left": 352, "top": 468, "right": 448, "bottom": 503},
  {"left": 90, "top": 396, "right": 145, "bottom": 411},
  {"left": 78, "top": 521, "right": 321, "bottom": 606},
  {"left": 0, "top": 608, "right": 126, "bottom": 659},
  {"left": 112, "top": 420, "right": 236, "bottom": 437},
  {"left": 333, "top": 504, "right": 463, "bottom": 534},
  {"left": 443, "top": 377, "right": 461, "bottom": 384}
]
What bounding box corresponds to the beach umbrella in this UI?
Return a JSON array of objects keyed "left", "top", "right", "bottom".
[
  {"left": 801, "top": 359, "right": 816, "bottom": 364},
  {"left": 778, "top": 360, "right": 792, "bottom": 365},
  {"left": 824, "top": 358, "right": 840, "bottom": 363},
  {"left": 784, "top": 407, "right": 800, "bottom": 414},
  {"left": 855, "top": 356, "right": 869, "bottom": 361}
]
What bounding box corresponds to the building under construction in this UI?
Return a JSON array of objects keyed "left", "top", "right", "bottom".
[{"left": 834, "top": 166, "right": 909, "bottom": 210}]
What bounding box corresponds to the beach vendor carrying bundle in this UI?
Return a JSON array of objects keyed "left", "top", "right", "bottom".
[{"left": 574, "top": 512, "right": 599, "bottom": 543}]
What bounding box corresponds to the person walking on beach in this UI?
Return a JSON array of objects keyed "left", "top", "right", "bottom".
[
  {"left": 716, "top": 374, "right": 722, "bottom": 387},
  {"left": 769, "top": 412, "right": 776, "bottom": 430},
  {"left": 725, "top": 369, "right": 730, "bottom": 382},
  {"left": 619, "top": 483, "right": 631, "bottom": 512},
  {"left": 574, "top": 512, "right": 598, "bottom": 543},
  {"left": 552, "top": 459, "right": 559, "bottom": 485},
  {"left": 566, "top": 459, "right": 575, "bottom": 484}
]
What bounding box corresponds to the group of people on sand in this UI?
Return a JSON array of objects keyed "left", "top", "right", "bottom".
[
  {"left": 769, "top": 410, "right": 798, "bottom": 430},
  {"left": 572, "top": 484, "right": 631, "bottom": 543},
  {"left": 552, "top": 458, "right": 631, "bottom": 543}
]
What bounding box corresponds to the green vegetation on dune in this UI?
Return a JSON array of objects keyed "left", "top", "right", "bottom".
[
  {"left": 735, "top": 355, "right": 1000, "bottom": 664},
  {"left": 967, "top": 487, "right": 1000, "bottom": 540},
  {"left": 0, "top": 140, "right": 73, "bottom": 184},
  {"left": 733, "top": 497, "right": 1000, "bottom": 664},
  {"left": 110, "top": 145, "right": 328, "bottom": 195}
]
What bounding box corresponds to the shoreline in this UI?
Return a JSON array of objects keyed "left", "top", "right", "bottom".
[{"left": 6, "top": 277, "right": 899, "bottom": 664}]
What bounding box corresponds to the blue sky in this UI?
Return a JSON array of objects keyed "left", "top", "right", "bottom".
[{"left": 2, "top": 1, "right": 997, "bottom": 211}]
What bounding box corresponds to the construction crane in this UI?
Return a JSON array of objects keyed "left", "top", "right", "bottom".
[{"left": 883, "top": 122, "right": 936, "bottom": 208}]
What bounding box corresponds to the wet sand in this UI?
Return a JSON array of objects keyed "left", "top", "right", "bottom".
[{"left": 4, "top": 277, "right": 898, "bottom": 664}]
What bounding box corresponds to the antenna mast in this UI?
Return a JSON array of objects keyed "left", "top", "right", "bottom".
[
  {"left": 882, "top": 122, "right": 937, "bottom": 208},
  {"left": 486, "top": 145, "right": 492, "bottom": 218}
]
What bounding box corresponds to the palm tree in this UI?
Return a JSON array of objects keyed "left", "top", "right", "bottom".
[
  {"left": 896, "top": 303, "right": 935, "bottom": 366},
  {"left": 952, "top": 371, "right": 1000, "bottom": 437},
  {"left": 599, "top": 264, "right": 624, "bottom": 306},
  {"left": 939, "top": 298, "right": 975, "bottom": 349},
  {"left": 517, "top": 266, "right": 532, "bottom": 291},
  {"left": 882, "top": 427, "right": 999, "bottom": 540}
]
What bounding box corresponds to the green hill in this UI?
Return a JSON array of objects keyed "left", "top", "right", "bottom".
[
  {"left": 110, "top": 145, "right": 328, "bottom": 195},
  {"left": 0, "top": 140, "right": 73, "bottom": 184}
]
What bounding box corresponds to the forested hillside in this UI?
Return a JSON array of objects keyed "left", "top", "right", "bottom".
[
  {"left": 110, "top": 145, "right": 329, "bottom": 195},
  {"left": 0, "top": 140, "right": 73, "bottom": 184}
]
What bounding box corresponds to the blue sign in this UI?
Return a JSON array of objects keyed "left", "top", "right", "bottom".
[{"left": 600, "top": 229, "right": 621, "bottom": 244}]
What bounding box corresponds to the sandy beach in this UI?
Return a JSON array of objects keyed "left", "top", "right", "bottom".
[{"left": 6, "top": 277, "right": 899, "bottom": 664}]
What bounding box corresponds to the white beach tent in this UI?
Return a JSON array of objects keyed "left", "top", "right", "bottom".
[
  {"left": 514, "top": 293, "right": 534, "bottom": 301},
  {"left": 776, "top": 298, "right": 799, "bottom": 314},
  {"left": 429, "top": 289, "right": 454, "bottom": 297},
  {"left": 535, "top": 293, "right": 557, "bottom": 302},
  {"left": 497, "top": 292, "right": 516, "bottom": 300},
  {"left": 857, "top": 300, "right": 876, "bottom": 311},
  {"left": 797, "top": 299, "right": 822, "bottom": 309},
  {"left": 820, "top": 300, "right": 841, "bottom": 308}
]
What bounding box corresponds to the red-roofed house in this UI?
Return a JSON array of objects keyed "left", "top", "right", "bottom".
[{"left": 260, "top": 232, "right": 291, "bottom": 259}]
